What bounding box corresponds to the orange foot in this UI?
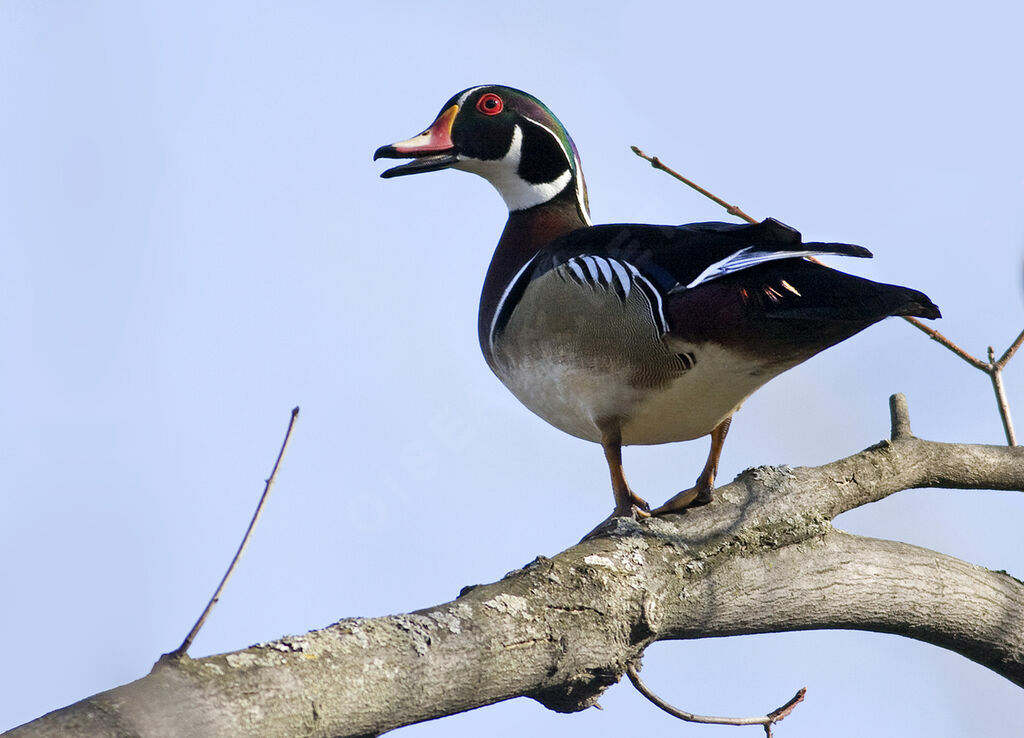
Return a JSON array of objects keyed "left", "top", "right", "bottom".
[
  {"left": 650, "top": 483, "right": 713, "bottom": 516},
  {"left": 581, "top": 496, "right": 651, "bottom": 542}
]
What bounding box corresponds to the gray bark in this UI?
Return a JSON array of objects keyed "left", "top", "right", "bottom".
[{"left": 8, "top": 395, "right": 1024, "bottom": 738}]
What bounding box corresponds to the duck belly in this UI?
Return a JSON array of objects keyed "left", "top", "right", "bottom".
[
  {"left": 489, "top": 265, "right": 781, "bottom": 445},
  {"left": 493, "top": 342, "right": 775, "bottom": 446},
  {"left": 620, "top": 344, "right": 774, "bottom": 444}
]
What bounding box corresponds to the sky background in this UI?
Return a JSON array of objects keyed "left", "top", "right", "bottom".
[{"left": 2, "top": 1, "right": 1023, "bottom": 735}]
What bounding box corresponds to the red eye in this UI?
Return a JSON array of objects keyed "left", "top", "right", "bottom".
[{"left": 476, "top": 93, "right": 503, "bottom": 116}]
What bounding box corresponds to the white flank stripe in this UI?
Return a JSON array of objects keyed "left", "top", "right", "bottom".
[
  {"left": 592, "top": 256, "right": 614, "bottom": 285},
  {"left": 607, "top": 259, "right": 632, "bottom": 297},
  {"left": 489, "top": 254, "right": 538, "bottom": 353},
  {"left": 567, "top": 260, "right": 587, "bottom": 283},
  {"left": 621, "top": 261, "right": 668, "bottom": 334},
  {"left": 643, "top": 273, "right": 668, "bottom": 334},
  {"left": 576, "top": 256, "right": 596, "bottom": 283},
  {"left": 579, "top": 256, "right": 601, "bottom": 285}
]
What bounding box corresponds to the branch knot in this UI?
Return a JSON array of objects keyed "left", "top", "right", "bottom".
[{"left": 889, "top": 393, "right": 914, "bottom": 441}]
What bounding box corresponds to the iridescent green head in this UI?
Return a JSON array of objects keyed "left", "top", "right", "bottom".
[{"left": 375, "top": 85, "right": 590, "bottom": 221}]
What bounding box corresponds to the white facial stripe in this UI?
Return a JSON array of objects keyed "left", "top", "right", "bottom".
[
  {"left": 455, "top": 125, "right": 573, "bottom": 211},
  {"left": 449, "top": 91, "right": 588, "bottom": 216},
  {"left": 520, "top": 115, "right": 573, "bottom": 170},
  {"left": 518, "top": 113, "right": 591, "bottom": 224},
  {"left": 577, "top": 187, "right": 591, "bottom": 224},
  {"left": 456, "top": 86, "right": 486, "bottom": 108}
]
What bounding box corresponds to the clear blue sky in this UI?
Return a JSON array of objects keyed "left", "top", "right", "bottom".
[{"left": 2, "top": 2, "right": 1022, "bottom": 735}]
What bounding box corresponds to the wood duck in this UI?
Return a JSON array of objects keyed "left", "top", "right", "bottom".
[{"left": 374, "top": 85, "right": 940, "bottom": 521}]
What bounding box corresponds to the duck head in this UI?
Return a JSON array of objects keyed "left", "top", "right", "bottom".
[{"left": 374, "top": 85, "right": 590, "bottom": 221}]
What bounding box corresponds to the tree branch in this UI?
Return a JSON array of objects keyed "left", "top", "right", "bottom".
[
  {"left": 661, "top": 530, "right": 1024, "bottom": 684},
  {"left": 9, "top": 398, "right": 1023, "bottom": 738}
]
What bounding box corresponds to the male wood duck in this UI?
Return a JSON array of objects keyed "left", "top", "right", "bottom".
[{"left": 374, "top": 85, "right": 940, "bottom": 521}]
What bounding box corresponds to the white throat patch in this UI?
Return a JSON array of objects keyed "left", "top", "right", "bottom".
[{"left": 455, "top": 125, "right": 572, "bottom": 212}]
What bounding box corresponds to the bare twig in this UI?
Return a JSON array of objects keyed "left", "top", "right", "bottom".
[
  {"left": 996, "top": 328, "right": 1024, "bottom": 368},
  {"left": 626, "top": 664, "right": 805, "bottom": 736},
  {"left": 988, "top": 329, "right": 1024, "bottom": 445},
  {"left": 630, "top": 145, "right": 1021, "bottom": 446},
  {"left": 631, "top": 146, "right": 759, "bottom": 224},
  {"left": 170, "top": 406, "right": 300, "bottom": 658},
  {"left": 989, "top": 347, "right": 1018, "bottom": 446},
  {"left": 901, "top": 316, "right": 989, "bottom": 370}
]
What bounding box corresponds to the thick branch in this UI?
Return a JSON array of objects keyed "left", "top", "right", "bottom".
[
  {"left": 661, "top": 530, "right": 1024, "bottom": 683},
  {"left": 750, "top": 435, "right": 1024, "bottom": 524},
  {"left": 10, "top": 408, "right": 1024, "bottom": 737}
]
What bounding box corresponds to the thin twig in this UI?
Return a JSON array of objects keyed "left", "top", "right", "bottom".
[
  {"left": 626, "top": 664, "right": 805, "bottom": 736},
  {"left": 996, "top": 328, "right": 1024, "bottom": 370},
  {"left": 631, "top": 146, "right": 760, "bottom": 224},
  {"left": 629, "top": 145, "right": 1021, "bottom": 447},
  {"left": 901, "top": 316, "right": 989, "bottom": 370},
  {"left": 988, "top": 329, "right": 1024, "bottom": 445},
  {"left": 171, "top": 406, "right": 301, "bottom": 658},
  {"left": 989, "top": 347, "right": 1017, "bottom": 446}
]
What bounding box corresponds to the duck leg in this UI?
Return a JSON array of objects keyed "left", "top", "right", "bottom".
[
  {"left": 580, "top": 429, "right": 653, "bottom": 541},
  {"left": 601, "top": 427, "right": 651, "bottom": 518},
  {"left": 651, "top": 416, "right": 732, "bottom": 515}
]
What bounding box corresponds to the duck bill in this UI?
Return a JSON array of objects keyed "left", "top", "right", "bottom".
[{"left": 374, "top": 104, "right": 459, "bottom": 178}]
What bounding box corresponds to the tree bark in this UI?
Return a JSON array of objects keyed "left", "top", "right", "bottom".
[{"left": 8, "top": 396, "right": 1024, "bottom": 738}]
